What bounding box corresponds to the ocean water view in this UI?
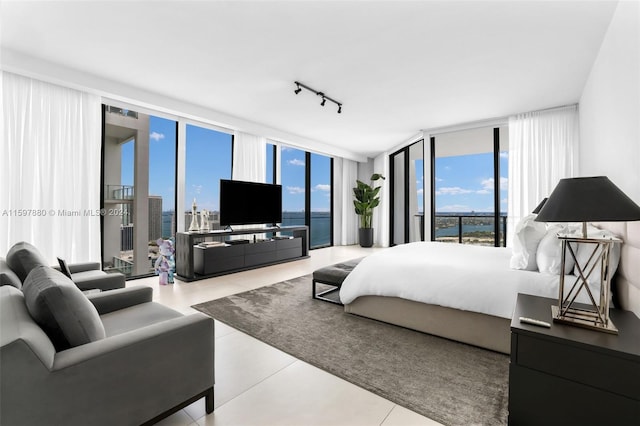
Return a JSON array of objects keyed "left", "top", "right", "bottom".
[
  {"left": 163, "top": 211, "right": 332, "bottom": 248},
  {"left": 282, "top": 211, "right": 331, "bottom": 248},
  {"left": 163, "top": 211, "right": 505, "bottom": 247}
]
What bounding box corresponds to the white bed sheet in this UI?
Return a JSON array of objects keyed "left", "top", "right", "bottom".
[{"left": 339, "top": 242, "right": 594, "bottom": 319}]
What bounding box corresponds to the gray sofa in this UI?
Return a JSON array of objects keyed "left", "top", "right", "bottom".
[
  {"left": 0, "top": 241, "right": 126, "bottom": 292},
  {"left": 0, "top": 266, "right": 215, "bottom": 425}
]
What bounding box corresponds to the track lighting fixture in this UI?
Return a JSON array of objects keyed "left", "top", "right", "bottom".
[{"left": 293, "top": 81, "right": 342, "bottom": 114}]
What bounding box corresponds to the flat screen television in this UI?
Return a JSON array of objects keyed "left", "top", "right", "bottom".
[{"left": 219, "top": 179, "right": 282, "bottom": 226}]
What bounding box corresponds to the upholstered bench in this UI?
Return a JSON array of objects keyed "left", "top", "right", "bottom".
[{"left": 312, "top": 258, "right": 363, "bottom": 305}]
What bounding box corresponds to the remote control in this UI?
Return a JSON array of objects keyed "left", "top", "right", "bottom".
[{"left": 519, "top": 317, "right": 551, "bottom": 328}]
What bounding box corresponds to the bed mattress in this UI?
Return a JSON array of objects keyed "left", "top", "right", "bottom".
[{"left": 340, "top": 242, "right": 595, "bottom": 319}]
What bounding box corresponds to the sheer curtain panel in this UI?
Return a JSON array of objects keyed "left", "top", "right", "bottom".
[
  {"left": 333, "top": 157, "right": 359, "bottom": 245},
  {"left": 232, "top": 131, "right": 266, "bottom": 183},
  {"left": 374, "top": 152, "right": 391, "bottom": 247},
  {"left": 0, "top": 72, "right": 102, "bottom": 263},
  {"left": 230, "top": 131, "right": 267, "bottom": 236},
  {"left": 507, "top": 105, "right": 579, "bottom": 245}
]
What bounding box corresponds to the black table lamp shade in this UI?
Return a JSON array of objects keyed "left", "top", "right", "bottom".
[
  {"left": 535, "top": 176, "right": 640, "bottom": 223},
  {"left": 532, "top": 198, "right": 548, "bottom": 214}
]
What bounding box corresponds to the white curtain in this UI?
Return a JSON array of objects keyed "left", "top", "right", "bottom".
[
  {"left": 232, "top": 131, "right": 266, "bottom": 183},
  {"left": 0, "top": 72, "right": 102, "bottom": 263},
  {"left": 333, "top": 157, "right": 359, "bottom": 245},
  {"left": 507, "top": 104, "right": 579, "bottom": 246},
  {"left": 373, "top": 153, "right": 391, "bottom": 247},
  {"left": 230, "top": 131, "right": 267, "bottom": 236}
]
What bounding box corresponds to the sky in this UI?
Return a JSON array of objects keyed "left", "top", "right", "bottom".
[
  {"left": 121, "top": 116, "right": 178, "bottom": 213},
  {"left": 122, "top": 116, "right": 332, "bottom": 213},
  {"left": 435, "top": 152, "right": 508, "bottom": 213},
  {"left": 122, "top": 115, "right": 507, "bottom": 215},
  {"left": 280, "top": 147, "right": 332, "bottom": 212}
]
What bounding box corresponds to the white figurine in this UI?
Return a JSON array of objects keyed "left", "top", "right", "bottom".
[
  {"left": 188, "top": 198, "right": 200, "bottom": 232},
  {"left": 200, "top": 209, "right": 211, "bottom": 232}
]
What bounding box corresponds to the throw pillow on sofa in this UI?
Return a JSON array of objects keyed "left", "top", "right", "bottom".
[
  {"left": 5, "top": 241, "right": 49, "bottom": 282},
  {"left": 22, "top": 266, "right": 105, "bottom": 351}
]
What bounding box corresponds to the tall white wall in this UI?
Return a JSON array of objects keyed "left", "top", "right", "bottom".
[
  {"left": 579, "top": 0, "right": 640, "bottom": 203},
  {"left": 579, "top": 1, "right": 640, "bottom": 316}
]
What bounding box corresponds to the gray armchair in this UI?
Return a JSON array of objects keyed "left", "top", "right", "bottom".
[
  {"left": 0, "top": 267, "right": 214, "bottom": 426},
  {"left": 1, "top": 241, "right": 125, "bottom": 292},
  {"left": 57, "top": 260, "right": 126, "bottom": 292}
]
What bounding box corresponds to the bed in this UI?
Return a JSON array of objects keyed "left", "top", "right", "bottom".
[{"left": 341, "top": 222, "right": 640, "bottom": 354}]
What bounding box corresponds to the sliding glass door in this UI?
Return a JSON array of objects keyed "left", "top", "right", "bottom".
[{"left": 390, "top": 139, "right": 425, "bottom": 245}]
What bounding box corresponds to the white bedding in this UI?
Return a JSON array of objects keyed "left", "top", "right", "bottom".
[{"left": 339, "top": 242, "right": 595, "bottom": 319}]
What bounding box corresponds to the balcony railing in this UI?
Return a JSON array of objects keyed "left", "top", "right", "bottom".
[
  {"left": 106, "top": 105, "right": 138, "bottom": 119},
  {"left": 106, "top": 185, "right": 134, "bottom": 200},
  {"left": 434, "top": 213, "right": 507, "bottom": 247}
]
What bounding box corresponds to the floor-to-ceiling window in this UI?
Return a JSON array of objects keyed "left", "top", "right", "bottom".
[
  {"left": 310, "top": 153, "right": 332, "bottom": 248},
  {"left": 431, "top": 126, "right": 508, "bottom": 246},
  {"left": 390, "top": 139, "right": 425, "bottom": 245},
  {"left": 280, "top": 146, "right": 332, "bottom": 249},
  {"left": 102, "top": 105, "right": 177, "bottom": 278},
  {"left": 184, "top": 124, "right": 233, "bottom": 232},
  {"left": 103, "top": 107, "right": 333, "bottom": 278},
  {"left": 280, "top": 146, "right": 307, "bottom": 228}
]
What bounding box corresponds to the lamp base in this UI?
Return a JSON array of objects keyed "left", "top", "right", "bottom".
[{"left": 551, "top": 305, "right": 618, "bottom": 334}]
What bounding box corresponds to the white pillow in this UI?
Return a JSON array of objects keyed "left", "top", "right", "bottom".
[
  {"left": 510, "top": 214, "right": 547, "bottom": 271},
  {"left": 536, "top": 225, "right": 576, "bottom": 275},
  {"left": 572, "top": 227, "right": 621, "bottom": 283}
]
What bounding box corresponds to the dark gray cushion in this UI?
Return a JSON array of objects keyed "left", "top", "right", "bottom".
[
  {"left": 71, "top": 270, "right": 126, "bottom": 291},
  {"left": 0, "top": 257, "right": 22, "bottom": 289},
  {"left": 23, "top": 266, "right": 105, "bottom": 351},
  {"left": 100, "top": 302, "right": 184, "bottom": 337},
  {"left": 313, "top": 258, "right": 363, "bottom": 285},
  {"left": 5, "top": 242, "right": 49, "bottom": 283}
]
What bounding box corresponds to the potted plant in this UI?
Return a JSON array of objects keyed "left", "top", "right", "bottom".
[{"left": 353, "top": 173, "right": 385, "bottom": 247}]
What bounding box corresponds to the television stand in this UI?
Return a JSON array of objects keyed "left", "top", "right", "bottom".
[{"left": 175, "top": 226, "right": 309, "bottom": 282}]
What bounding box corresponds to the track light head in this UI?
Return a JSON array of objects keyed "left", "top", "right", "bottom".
[
  {"left": 337, "top": 105, "right": 342, "bottom": 114},
  {"left": 321, "top": 97, "right": 326, "bottom": 106},
  {"left": 294, "top": 83, "right": 301, "bottom": 94}
]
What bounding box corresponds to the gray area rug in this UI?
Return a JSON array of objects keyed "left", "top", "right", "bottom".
[{"left": 193, "top": 275, "right": 509, "bottom": 425}]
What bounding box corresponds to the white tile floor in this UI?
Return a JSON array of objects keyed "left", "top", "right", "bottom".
[{"left": 132, "top": 245, "right": 443, "bottom": 426}]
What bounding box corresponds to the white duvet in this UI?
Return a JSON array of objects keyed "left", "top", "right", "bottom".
[{"left": 339, "top": 242, "right": 593, "bottom": 319}]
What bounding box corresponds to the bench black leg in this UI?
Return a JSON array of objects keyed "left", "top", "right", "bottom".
[{"left": 312, "top": 279, "right": 344, "bottom": 305}]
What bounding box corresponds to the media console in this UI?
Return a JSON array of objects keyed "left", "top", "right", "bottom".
[{"left": 175, "top": 226, "right": 309, "bottom": 282}]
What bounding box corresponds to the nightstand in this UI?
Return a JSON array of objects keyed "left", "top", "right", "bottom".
[{"left": 509, "top": 293, "right": 640, "bottom": 425}]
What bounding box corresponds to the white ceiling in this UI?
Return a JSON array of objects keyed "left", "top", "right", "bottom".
[{"left": 0, "top": 0, "right": 618, "bottom": 159}]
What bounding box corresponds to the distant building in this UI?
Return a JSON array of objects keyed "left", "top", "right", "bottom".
[
  {"left": 162, "top": 211, "right": 175, "bottom": 239},
  {"left": 121, "top": 224, "right": 134, "bottom": 251},
  {"left": 148, "top": 196, "right": 163, "bottom": 241}
]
